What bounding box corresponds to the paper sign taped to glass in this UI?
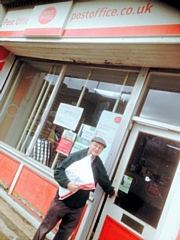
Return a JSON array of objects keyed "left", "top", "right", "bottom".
[{"left": 59, "top": 155, "right": 95, "bottom": 200}]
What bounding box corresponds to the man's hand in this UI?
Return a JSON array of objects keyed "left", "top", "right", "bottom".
[
  {"left": 109, "top": 190, "right": 118, "bottom": 198},
  {"left": 67, "top": 182, "right": 79, "bottom": 193}
]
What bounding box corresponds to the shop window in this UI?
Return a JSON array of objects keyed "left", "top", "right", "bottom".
[
  {"left": 0, "top": 59, "right": 138, "bottom": 167},
  {"left": 0, "top": 60, "right": 62, "bottom": 149},
  {"left": 33, "top": 65, "right": 137, "bottom": 167},
  {"left": 137, "top": 74, "right": 180, "bottom": 127}
]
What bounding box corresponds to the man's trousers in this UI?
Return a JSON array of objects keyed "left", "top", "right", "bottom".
[{"left": 33, "top": 192, "right": 84, "bottom": 240}]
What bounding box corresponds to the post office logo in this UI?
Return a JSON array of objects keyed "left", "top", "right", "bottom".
[{"left": 38, "top": 7, "right": 57, "bottom": 24}]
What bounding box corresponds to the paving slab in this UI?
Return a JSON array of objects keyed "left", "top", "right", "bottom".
[{"left": 0, "top": 197, "right": 36, "bottom": 240}]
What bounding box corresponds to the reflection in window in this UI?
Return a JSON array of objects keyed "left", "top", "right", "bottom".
[
  {"left": 139, "top": 74, "right": 180, "bottom": 127},
  {"left": 115, "top": 133, "right": 180, "bottom": 228},
  {"left": 0, "top": 61, "right": 62, "bottom": 150},
  {"left": 0, "top": 58, "right": 138, "bottom": 167},
  {"left": 36, "top": 66, "right": 137, "bottom": 167}
]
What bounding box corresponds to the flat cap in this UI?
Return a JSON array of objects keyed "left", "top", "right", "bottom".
[{"left": 91, "top": 137, "right": 107, "bottom": 148}]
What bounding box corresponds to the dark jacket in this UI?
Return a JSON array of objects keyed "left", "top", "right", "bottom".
[{"left": 54, "top": 148, "right": 115, "bottom": 208}]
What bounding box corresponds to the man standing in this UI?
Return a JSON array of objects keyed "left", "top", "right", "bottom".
[{"left": 33, "top": 136, "right": 117, "bottom": 240}]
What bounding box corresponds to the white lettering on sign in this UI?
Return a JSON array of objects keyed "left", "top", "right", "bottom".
[{"left": 70, "top": 2, "right": 153, "bottom": 21}]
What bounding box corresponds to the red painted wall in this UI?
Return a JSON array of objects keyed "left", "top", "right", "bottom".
[
  {"left": 12, "top": 166, "right": 58, "bottom": 215},
  {"left": 0, "top": 152, "right": 20, "bottom": 188},
  {"left": 99, "top": 216, "right": 142, "bottom": 240},
  {"left": 0, "top": 151, "right": 86, "bottom": 238}
]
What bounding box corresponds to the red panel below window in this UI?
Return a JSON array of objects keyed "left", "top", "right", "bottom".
[{"left": 99, "top": 216, "right": 142, "bottom": 240}]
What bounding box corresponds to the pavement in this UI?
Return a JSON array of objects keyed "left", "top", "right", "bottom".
[{"left": 0, "top": 197, "right": 36, "bottom": 240}]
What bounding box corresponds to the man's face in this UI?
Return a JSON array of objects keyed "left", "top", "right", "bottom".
[{"left": 88, "top": 141, "right": 105, "bottom": 158}]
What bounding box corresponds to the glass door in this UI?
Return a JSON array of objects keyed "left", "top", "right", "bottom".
[{"left": 94, "top": 123, "right": 180, "bottom": 240}]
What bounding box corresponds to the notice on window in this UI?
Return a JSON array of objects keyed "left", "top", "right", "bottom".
[
  {"left": 53, "top": 103, "right": 84, "bottom": 131},
  {"left": 71, "top": 124, "right": 96, "bottom": 153},
  {"left": 119, "top": 175, "right": 133, "bottom": 194},
  {"left": 94, "top": 110, "right": 122, "bottom": 162},
  {"left": 56, "top": 129, "right": 76, "bottom": 156}
]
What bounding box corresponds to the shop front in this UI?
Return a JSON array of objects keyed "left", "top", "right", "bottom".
[{"left": 0, "top": 1, "right": 180, "bottom": 240}]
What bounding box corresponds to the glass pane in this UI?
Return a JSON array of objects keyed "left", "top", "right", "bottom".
[
  {"left": 0, "top": 60, "right": 62, "bottom": 149},
  {"left": 34, "top": 65, "right": 138, "bottom": 167},
  {"left": 139, "top": 74, "right": 180, "bottom": 126},
  {"left": 0, "top": 58, "right": 138, "bottom": 166},
  {"left": 115, "top": 132, "right": 180, "bottom": 228}
]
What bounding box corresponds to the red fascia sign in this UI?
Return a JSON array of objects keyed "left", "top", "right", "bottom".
[
  {"left": 0, "top": 9, "right": 31, "bottom": 37},
  {"left": 0, "top": 1, "right": 179, "bottom": 38},
  {"left": 63, "top": 1, "right": 180, "bottom": 37},
  {"left": 24, "top": 1, "right": 73, "bottom": 37}
]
